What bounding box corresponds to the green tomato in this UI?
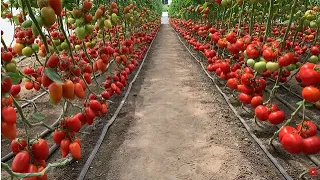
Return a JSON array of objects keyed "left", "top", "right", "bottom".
[
  {"left": 31, "top": 44, "right": 39, "bottom": 52},
  {"left": 303, "top": 19, "right": 311, "bottom": 26},
  {"left": 5, "top": 62, "right": 16, "bottom": 72},
  {"left": 85, "top": 24, "right": 94, "bottom": 35},
  {"left": 266, "top": 62, "right": 279, "bottom": 72},
  {"left": 104, "top": 19, "right": 112, "bottom": 29},
  {"left": 310, "top": 21, "right": 318, "bottom": 28},
  {"left": 22, "top": 20, "right": 32, "bottom": 28},
  {"left": 111, "top": 13, "right": 118, "bottom": 25},
  {"left": 254, "top": 61, "right": 266, "bottom": 73},
  {"left": 75, "top": 27, "right": 85, "bottom": 40},
  {"left": 75, "top": 45, "right": 81, "bottom": 51},
  {"left": 246, "top": 58, "right": 256, "bottom": 68},
  {"left": 61, "top": 42, "right": 69, "bottom": 50},
  {"left": 22, "top": 46, "right": 33, "bottom": 57},
  {"left": 57, "top": 45, "right": 63, "bottom": 51},
  {"left": 286, "top": 64, "right": 296, "bottom": 71},
  {"left": 308, "top": 55, "right": 319, "bottom": 63},
  {"left": 68, "top": 18, "right": 75, "bottom": 24},
  {"left": 53, "top": 39, "right": 61, "bottom": 46},
  {"left": 75, "top": 18, "right": 85, "bottom": 27}
]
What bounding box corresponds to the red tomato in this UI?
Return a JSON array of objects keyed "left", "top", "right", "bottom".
[
  {"left": 2, "top": 106, "right": 17, "bottom": 124},
  {"left": 89, "top": 100, "right": 102, "bottom": 112},
  {"left": 241, "top": 73, "right": 254, "bottom": 86},
  {"left": 238, "top": 93, "right": 252, "bottom": 104},
  {"left": 60, "top": 139, "right": 71, "bottom": 157},
  {"left": 32, "top": 139, "right": 49, "bottom": 160},
  {"left": 255, "top": 105, "right": 269, "bottom": 121},
  {"left": 302, "top": 86, "right": 320, "bottom": 102},
  {"left": 37, "top": 166, "right": 48, "bottom": 180},
  {"left": 24, "top": 164, "right": 38, "bottom": 180},
  {"left": 302, "top": 136, "right": 320, "bottom": 155},
  {"left": 268, "top": 111, "right": 285, "bottom": 125},
  {"left": 309, "top": 168, "right": 318, "bottom": 177},
  {"left": 310, "top": 46, "right": 319, "bottom": 55},
  {"left": 227, "top": 78, "right": 238, "bottom": 90},
  {"left": 279, "top": 126, "right": 296, "bottom": 141},
  {"left": 251, "top": 96, "right": 263, "bottom": 108},
  {"left": 11, "top": 138, "right": 27, "bottom": 154},
  {"left": 281, "top": 133, "right": 303, "bottom": 154},
  {"left": 53, "top": 129, "right": 66, "bottom": 144},
  {"left": 66, "top": 116, "right": 82, "bottom": 132},
  {"left": 11, "top": 151, "right": 30, "bottom": 173},
  {"left": 246, "top": 44, "right": 260, "bottom": 59},
  {"left": 262, "top": 47, "right": 278, "bottom": 61},
  {"left": 69, "top": 142, "right": 81, "bottom": 160},
  {"left": 296, "top": 121, "right": 317, "bottom": 138}
]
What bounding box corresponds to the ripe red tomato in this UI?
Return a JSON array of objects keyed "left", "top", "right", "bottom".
[
  {"left": 1, "top": 106, "right": 17, "bottom": 124},
  {"left": 24, "top": 164, "right": 38, "bottom": 180},
  {"left": 241, "top": 73, "right": 254, "bottom": 86},
  {"left": 302, "top": 136, "right": 320, "bottom": 155},
  {"left": 53, "top": 129, "right": 66, "bottom": 144},
  {"left": 296, "top": 121, "right": 317, "bottom": 138},
  {"left": 246, "top": 44, "right": 260, "bottom": 59},
  {"left": 11, "top": 151, "right": 30, "bottom": 173},
  {"left": 310, "top": 46, "right": 319, "bottom": 55},
  {"left": 37, "top": 166, "right": 48, "bottom": 180},
  {"left": 268, "top": 110, "right": 285, "bottom": 125},
  {"left": 281, "top": 133, "right": 303, "bottom": 154},
  {"left": 89, "top": 100, "right": 102, "bottom": 112},
  {"left": 299, "top": 63, "right": 320, "bottom": 86},
  {"left": 309, "top": 168, "right": 318, "bottom": 177},
  {"left": 66, "top": 116, "right": 82, "bottom": 132},
  {"left": 11, "top": 138, "right": 27, "bottom": 154},
  {"left": 255, "top": 105, "right": 269, "bottom": 121},
  {"left": 302, "top": 86, "right": 320, "bottom": 102},
  {"left": 251, "top": 96, "right": 263, "bottom": 108},
  {"left": 238, "top": 93, "right": 252, "bottom": 104},
  {"left": 279, "top": 126, "right": 296, "bottom": 141},
  {"left": 227, "top": 78, "right": 238, "bottom": 90},
  {"left": 69, "top": 142, "right": 81, "bottom": 160},
  {"left": 60, "top": 139, "right": 71, "bottom": 157},
  {"left": 32, "top": 139, "right": 49, "bottom": 160},
  {"left": 1, "top": 121, "right": 16, "bottom": 140},
  {"left": 262, "top": 47, "right": 278, "bottom": 61}
]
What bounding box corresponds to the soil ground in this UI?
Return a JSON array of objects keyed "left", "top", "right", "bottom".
[{"left": 82, "top": 25, "right": 284, "bottom": 180}]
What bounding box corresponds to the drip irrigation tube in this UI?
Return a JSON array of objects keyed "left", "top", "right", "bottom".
[
  {"left": 171, "top": 26, "right": 293, "bottom": 180},
  {"left": 77, "top": 28, "right": 159, "bottom": 180}
]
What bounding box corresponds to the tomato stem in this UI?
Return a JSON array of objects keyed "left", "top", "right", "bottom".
[
  {"left": 263, "top": 0, "right": 274, "bottom": 43},
  {"left": 280, "top": 0, "right": 298, "bottom": 50},
  {"left": 1, "top": 157, "right": 72, "bottom": 179},
  {"left": 268, "top": 100, "right": 305, "bottom": 145}
]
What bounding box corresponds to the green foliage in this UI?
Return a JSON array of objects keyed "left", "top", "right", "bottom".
[{"left": 162, "top": 5, "right": 169, "bottom": 12}]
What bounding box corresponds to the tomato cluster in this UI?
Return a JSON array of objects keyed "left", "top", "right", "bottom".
[
  {"left": 169, "top": 0, "right": 319, "bottom": 177},
  {"left": 1, "top": 0, "right": 161, "bottom": 178}
]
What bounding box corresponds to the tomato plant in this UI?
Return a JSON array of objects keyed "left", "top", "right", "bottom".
[{"left": 1, "top": 0, "right": 162, "bottom": 178}]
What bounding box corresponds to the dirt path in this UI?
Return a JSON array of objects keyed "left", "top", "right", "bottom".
[{"left": 84, "top": 25, "right": 283, "bottom": 180}]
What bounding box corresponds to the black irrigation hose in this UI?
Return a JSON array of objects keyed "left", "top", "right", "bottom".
[
  {"left": 77, "top": 28, "right": 160, "bottom": 180},
  {"left": 171, "top": 26, "right": 294, "bottom": 180}
]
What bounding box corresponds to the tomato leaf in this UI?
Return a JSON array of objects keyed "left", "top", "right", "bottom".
[
  {"left": 44, "top": 68, "right": 63, "bottom": 84},
  {"left": 31, "top": 112, "right": 45, "bottom": 121},
  {"left": 296, "top": 101, "right": 304, "bottom": 106},
  {"left": 5, "top": 72, "right": 23, "bottom": 85}
]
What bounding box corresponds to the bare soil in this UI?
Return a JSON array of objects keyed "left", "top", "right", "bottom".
[{"left": 80, "top": 25, "right": 284, "bottom": 180}]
